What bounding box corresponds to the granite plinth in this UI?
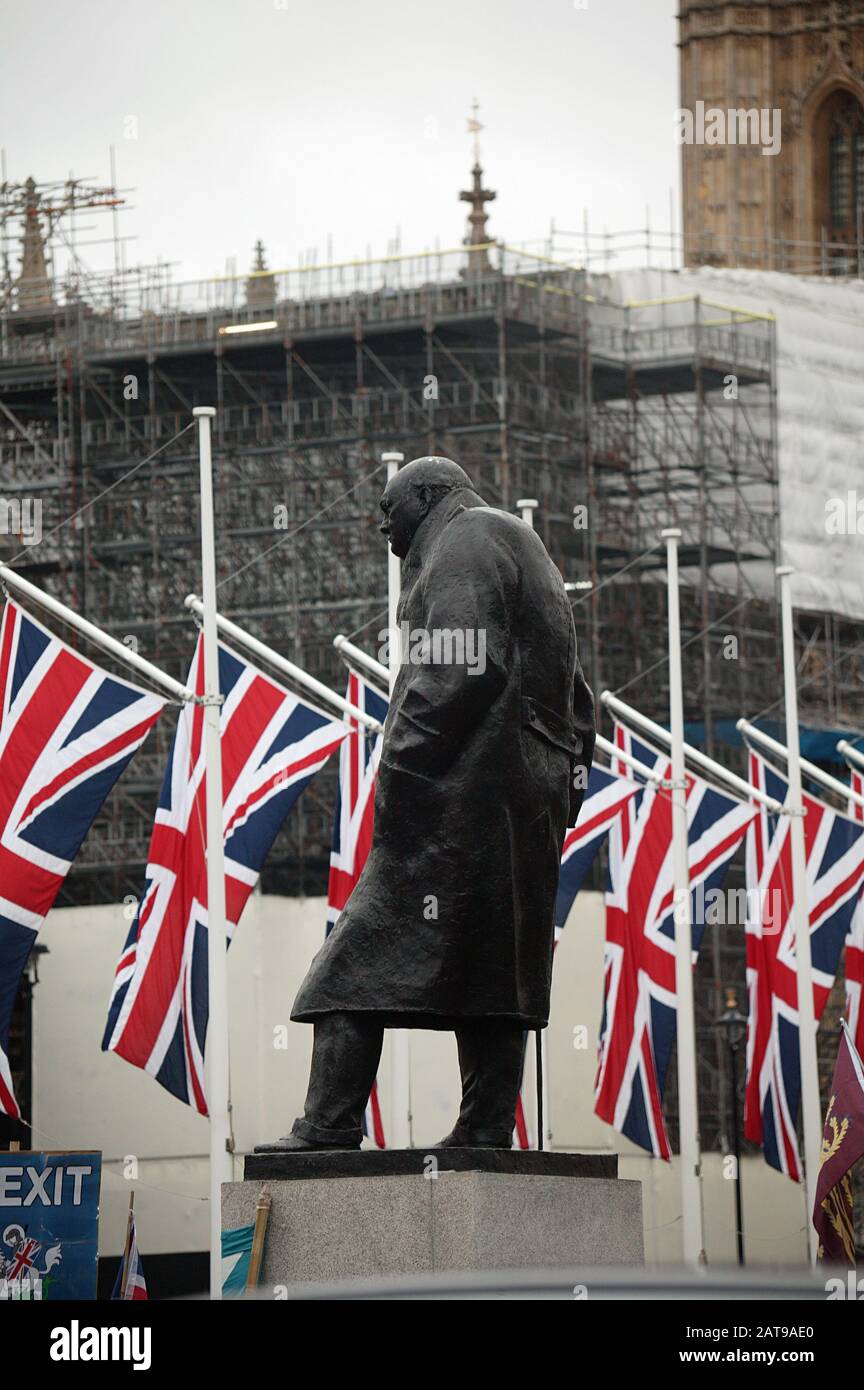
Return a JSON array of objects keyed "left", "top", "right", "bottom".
[{"left": 225, "top": 1149, "right": 643, "bottom": 1286}]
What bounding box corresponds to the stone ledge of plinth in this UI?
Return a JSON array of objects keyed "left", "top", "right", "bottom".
[{"left": 243, "top": 1147, "right": 617, "bottom": 1182}]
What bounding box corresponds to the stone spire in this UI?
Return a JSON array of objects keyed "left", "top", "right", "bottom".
[
  {"left": 245, "top": 239, "right": 276, "bottom": 308},
  {"left": 16, "top": 178, "right": 54, "bottom": 311},
  {"left": 460, "top": 100, "right": 496, "bottom": 273}
]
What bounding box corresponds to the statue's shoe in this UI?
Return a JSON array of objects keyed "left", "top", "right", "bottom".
[
  {"left": 253, "top": 1135, "right": 359, "bottom": 1153},
  {"left": 434, "top": 1129, "right": 512, "bottom": 1149}
]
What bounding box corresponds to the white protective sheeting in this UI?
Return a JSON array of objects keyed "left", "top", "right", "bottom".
[{"left": 593, "top": 266, "right": 864, "bottom": 621}]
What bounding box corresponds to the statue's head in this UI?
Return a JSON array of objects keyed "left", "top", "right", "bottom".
[{"left": 379, "top": 455, "right": 474, "bottom": 558}]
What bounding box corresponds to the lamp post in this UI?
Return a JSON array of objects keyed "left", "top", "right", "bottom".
[{"left": 716, "top": 987, "right": 747, "bottom": 1266}]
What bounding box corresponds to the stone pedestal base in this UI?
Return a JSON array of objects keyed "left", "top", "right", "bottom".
[{"left": 223, "top": 1150, "right": 643, "bottom": 1287}]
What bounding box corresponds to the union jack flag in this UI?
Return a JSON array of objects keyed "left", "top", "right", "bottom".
[
  {"left": 0, "top": 599, "right": 165, "bottom": 1118},
  {"left": 513, "top": 761, "right": 643, "bottom": 1150},
  {"left": 103, "top": 636, "right": 346, "bottom": 1111},
  {"left": 594, "top": 724, "right": 756, "bottom": 1158},
  {"left": 555, "top": 762, "right": 644, "bottom": 938},
  {"left": 844, "top": 760, "right": 864, "bottom": 1056},
  {"left": 744, "top": 748, "right": 864, "bottom": 1179},
  {"left": 112, "top": 1209, "right": 148, "bottom": 1300},
  {"left": 327, "top": 669, "right": 388, "bottom": 1147}
]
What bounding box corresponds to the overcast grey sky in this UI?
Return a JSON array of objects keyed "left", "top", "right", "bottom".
[{"left": 1, "top": 0, "right": 679, "bottom": 283}]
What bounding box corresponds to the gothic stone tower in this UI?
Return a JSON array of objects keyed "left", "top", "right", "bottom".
[{"left": 679, "top": 2, "right": 864, "bottom": 271}]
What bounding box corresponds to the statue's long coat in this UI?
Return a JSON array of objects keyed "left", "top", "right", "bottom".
[{"left": 292, "top": 487, "right": 595, "bottom": 1029}]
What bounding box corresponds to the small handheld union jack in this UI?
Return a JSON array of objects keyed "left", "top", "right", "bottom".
[{"left": 112, "top": 1202, "right": 148, "bottom": 1301}]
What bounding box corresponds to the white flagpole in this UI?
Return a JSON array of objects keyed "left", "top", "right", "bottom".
[
  {"left": 193, "top": 407, "right": 232, "bottom": 1299},
  {"left": 517, "top": 497, "right": 539, "bottom": 528},
  {"left": 333, "top": 633, "right": 389, "bottom": 687},
  {"left": 838, "top": 739, "right": 864, "bottom": 778},
  {"left": 594, "top": 732, "right": 664, "bottom": 785},
  {"left": 383, "top": 450, "right": 411, "bottom": 1149},
  {"left": 739, "top": 720, "right": 864, "bottom": 817},
  {"left": 0, "top": 564, "right": 193, "bottom": 703},
  {"left": 777, "top": 565, "right": 820, "bottom": 1265},
  {"left": 662, "top": 527, "right": 705, "bottom": 1267},
  {"left": 602, "top": 691, "right": 783, "bottom": 814}
]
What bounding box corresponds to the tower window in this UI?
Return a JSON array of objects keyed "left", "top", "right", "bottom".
[
  {"left": 856, "top": 131, "right": 864, "bottom": 225},
  {"left": 830, "top": 130, "right": 851, "bottom": 224},
  {"left": 814, "top": 89, "right": 864, "bottom": 255}
]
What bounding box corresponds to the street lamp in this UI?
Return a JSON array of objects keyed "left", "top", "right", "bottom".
[{"left": 715, "top": 987, "right": 747, "bottom": 1266}]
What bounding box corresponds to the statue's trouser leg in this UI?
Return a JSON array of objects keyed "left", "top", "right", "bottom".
[
  {"left": 291, "top": 1013, "right": 384, "bottom": 1148},
  {"left": 451, "top": 1019, "right": 526, "bottom": 1145}
]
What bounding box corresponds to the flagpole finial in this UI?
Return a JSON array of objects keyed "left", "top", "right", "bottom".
[{"left": 468, "top": 97, "right": 483, "bottom": 164}]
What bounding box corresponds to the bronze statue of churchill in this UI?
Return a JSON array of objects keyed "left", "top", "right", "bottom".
[{"left": 257, "top": 456, "right": 595, "bottom": 1152}]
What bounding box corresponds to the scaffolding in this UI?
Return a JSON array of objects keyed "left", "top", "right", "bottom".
[{"left": 551, "top": 221, "right": 864, "bottom": 278}]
